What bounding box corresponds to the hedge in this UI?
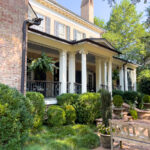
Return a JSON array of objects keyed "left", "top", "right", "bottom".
[{"left": 0, "top": 83, "right": 33, "bottom": 150}]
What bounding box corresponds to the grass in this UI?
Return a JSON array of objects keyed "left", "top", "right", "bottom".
[{"left": 23, "top": 124, "right": 100, "bottom": 150}]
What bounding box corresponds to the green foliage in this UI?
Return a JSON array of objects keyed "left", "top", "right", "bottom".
[
  {"left": 26, "top": 92, "right": 45, "bottom": 129},
  {"left": 75, "top": 93, "right": 101, "bottom": 124},
  {"left": 101, "top": 89, "right": 112, "bottom": 127},
  {"left": 47, "top": 105, "right": 66, "bottom": 126},
  {"left": 24, "top": 124, "right": 100, "bottom": 150},
  {"left": 64, "top": 105, "right": 76, "bottom": 124},
  {"left": 129, "top": 109, "right": 138, "bottom": 120},
  {"left": 113, "top": 95, "right": 123, "bottom": 107},
  {"left": 123, "top": 91, "right": 139, "bottom": 104},
  {"left": 138, "top": 69, "right": 150, "bottom": 94},
  {"left": 57, "top": 93, "right": 79, "bottom": 106},
  {"left": 97, "top": 124, "right": 111, "bottom": 135},
  {"left": 29, "top": 52, "right": 57, "bottom": 73},
  {"left": 94, "top": 16, "right": 106, "bottom": 29},
  {"left": 0, "top": 83, "right": 33, "bottom": 150},
  {"left": 142, "top": 95, "right": 150, "bottom": 103},
  {"left": 112, "top": 69, "right": 119, "bottom": 81},
  {"left": 95, "top": 0, "right": 146, "bottom": 63},
  {"left": 112, "top": 90, "right": 124, "bottom": 97}
]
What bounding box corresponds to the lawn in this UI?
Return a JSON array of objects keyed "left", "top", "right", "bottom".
[{"left": 23, "top": 124, "right": 100, "bottom": 150}]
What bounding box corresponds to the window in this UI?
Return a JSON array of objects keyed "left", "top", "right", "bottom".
[
  {"left": 74, "top": 29, "right": 86, "bottom": 40},
  {"left": 54, "top": 21, "right": 70, "bottom": 40},
  {"left": 31, "top": 13, "right": 51, "bottom": 34}
]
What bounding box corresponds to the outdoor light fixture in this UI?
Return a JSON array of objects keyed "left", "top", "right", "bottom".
[{"left": 21, "top": 2, "right": 43, "bottom": 94}]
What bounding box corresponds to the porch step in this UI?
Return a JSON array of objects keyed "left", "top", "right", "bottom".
[{"left": 45, "top": 98, "right": 57, "bottom": 105}]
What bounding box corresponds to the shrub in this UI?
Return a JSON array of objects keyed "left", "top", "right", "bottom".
[
  {"left": 64, "top": 105, "right": 76, "bottom": 124},
  {"left": 0, "top": 83, "right": 33, "bottom": 150},
  {"left": 26, "top": 92, "right": 45, "bottom": 129},
  {"left": 101, "top": 89, "right": 112, "bottom": 127},
  {"left": 47, "top": 105, "right": 66, "bottom": 126},
  {"left": 138, "top": 69, "right": 150, "bottom": 94},
  {"left": 129, "top": 109, "right": 138, "bottom": 120},
  {"left": 113, "top": 95, "right": 123, "bottom": 107},
  {"left": 123, "top": 91, "right": 139, "bottom": 104},
  {"left": 56, "top": 93, "right": 79, "bottom": 106},
  {"left": 142, "top": 95, "right": 150, "bottom": 103},
  {"left": 112, "top": 90, "right": 124, "bottom": 97},
  {"left": 75, "top": 93, "right": 101, "bottom": 124}
]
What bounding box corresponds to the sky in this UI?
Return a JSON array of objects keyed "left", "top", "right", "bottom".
[{"left": 56, "top": 0, "right": 149, "bottom": 23}]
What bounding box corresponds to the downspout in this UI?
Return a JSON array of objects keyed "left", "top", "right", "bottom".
[
  {"left": 123, "top": 62, "right": 128, "bottom": 91},
  {"left": 21, "top": 21, "right": 28, "bottom": 94},
  {"left": 21, "top": 17, "right": 43, "bottom": 94}
]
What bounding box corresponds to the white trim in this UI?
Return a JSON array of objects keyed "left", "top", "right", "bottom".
[{"left": 29, "top": 0, "right": 100, "bottom": 37}]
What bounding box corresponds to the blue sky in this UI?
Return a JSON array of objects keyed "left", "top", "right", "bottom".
[{"left": 56, "top": 0, "right": 149, "bottom": 23}]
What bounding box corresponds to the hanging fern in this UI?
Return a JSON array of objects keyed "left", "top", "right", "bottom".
[{"left": 29, "top": 53, "right": 57, "bottom": 74}]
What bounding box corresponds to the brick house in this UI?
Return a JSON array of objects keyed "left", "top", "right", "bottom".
[{"left": 0, "top": 0, "right": 138, "bottom": 103}]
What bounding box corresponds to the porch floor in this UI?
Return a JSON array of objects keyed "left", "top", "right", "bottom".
[{"left": 45, "top": 98, "right": 57, "bottom": 105}]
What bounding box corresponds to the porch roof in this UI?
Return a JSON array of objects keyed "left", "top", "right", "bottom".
[{"left": 28, "top": 28, "right": 121, "bottom": 55}]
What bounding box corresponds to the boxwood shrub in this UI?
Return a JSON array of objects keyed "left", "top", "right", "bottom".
[
  {"left": 0, "top": 83, "right": 33, "bottom": 150},
  {"left": 26, "top": 92, "right": 45, "bottom": 129},
  {"left": 113, "top": 95, "right": 123, "bottom": 107},
  {"left": 75, "top": 93, "right": 101, "bottom": 124},
  {"left": 112, "top": 90, "right": 124, "bottom": 97},
  {"left": 64, "top": 105, "right": 76, "bottom": 124},
  {"left": 56, "top": 93, "right": 79, "bottom": 106},
  {"left": 142, "top": 95, "right": 150, "bottom": 103},
  {"left": 47, "top": 105, "right": 66, "bottom": 126}
]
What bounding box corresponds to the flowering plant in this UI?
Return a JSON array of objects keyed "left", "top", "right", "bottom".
[{"left": 97, "top": 124, "right": 111, "bottom": 135}]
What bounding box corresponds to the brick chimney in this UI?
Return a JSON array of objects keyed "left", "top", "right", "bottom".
[{"left": 81, "top": 0, "right": 94, "bottom": 23}]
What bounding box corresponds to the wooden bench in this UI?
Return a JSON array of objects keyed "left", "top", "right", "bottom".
[{"left": 110, "top": 120, "right": 150, "bottom": 150}]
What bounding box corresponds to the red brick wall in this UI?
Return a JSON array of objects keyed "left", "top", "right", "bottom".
[{"left": 0, "top": 0, "right": 28, "bottom": 91}]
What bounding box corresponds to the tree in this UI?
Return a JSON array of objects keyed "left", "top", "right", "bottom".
[
  {"left": 94, "top": 17, "right": 106, "bottom": 29},
  {"left": 97, "top": 0, "right": 146, "bottom": 63},
  {"left": 104, "top": 0, "right": 147, "bottom": 6}
]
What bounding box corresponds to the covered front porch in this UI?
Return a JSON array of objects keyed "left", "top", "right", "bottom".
[{"left": 26, "top": 28, "right": 137, "bottom": 98}]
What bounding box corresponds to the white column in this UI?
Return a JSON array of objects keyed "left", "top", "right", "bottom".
[
  {"left": 68, "top": 52, "right": 76, "bottom": 93},
  {"left": 96, "top": 57, "right": 102, "bottom": 91},
  {"left": 108, "top": 58, "right": 112, "bottom": 94},
  {"left": 119, "top": 67, "right": 124, "bottom": 91},
  {"left": 80, "top": 50, "right": 87, "bottom": 93},
  {"left": 104, "top": 61, "right": 107, "bottom": 86},
  {"left": 59, "top": 50, "right": 67, "bottom": 94},
  {"left": 125, "top": 65, "right": 128, "bottom": 91},
  {"left": 133, "top": 68, "right": 137, "bottom": 91}
]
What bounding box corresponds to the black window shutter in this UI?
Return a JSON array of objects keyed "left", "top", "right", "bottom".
[{"left": 45, "top": 17, "right": 50, "bottom": 34}]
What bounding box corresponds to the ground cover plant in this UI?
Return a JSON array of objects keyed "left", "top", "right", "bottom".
[{"left": 23, "top": 124, "right": 100, "bottom": 150}]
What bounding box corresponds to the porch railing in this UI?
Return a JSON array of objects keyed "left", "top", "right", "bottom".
[
  {"left": 113, "top": 85, "right": 122, "bottom": 90},
  {"left": 74, "top": 83, "right": 82, "bottom": 94},
  {"left": 100, "top": 84, "right": 108, "bottom": 90},
  {"left": 26, "top": 80, "right": 61, "bottom": 98}
]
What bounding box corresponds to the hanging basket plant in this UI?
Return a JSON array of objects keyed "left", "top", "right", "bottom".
[{"left": 29, "top": 52, "right": 57, "bottom": 74}]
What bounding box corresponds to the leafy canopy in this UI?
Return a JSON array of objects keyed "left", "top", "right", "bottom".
[{"left": 95, "top": 0, "right": 146, "bottom": 64}]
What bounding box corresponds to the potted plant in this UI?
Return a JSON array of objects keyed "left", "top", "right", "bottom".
[
  {"left": 99, "top": 89, "right": 112, "bottom": 149},
  {"left": 113, "top": 95, "right": 124, "bottom": 119},
  {"left": 142, "top": 95, "right": 150, "bottom": 110},
  {"left": 97, "top": 124, "right": 111, "bottom": 148}
]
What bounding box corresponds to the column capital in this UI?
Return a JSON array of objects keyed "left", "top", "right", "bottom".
[{"left": 79, "top": 49, "right": 88, "bottom": 55}]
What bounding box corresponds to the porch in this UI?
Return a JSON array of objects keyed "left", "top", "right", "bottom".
[{"left": 26, "top": 28, "right": 137, "bottom": 98}]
